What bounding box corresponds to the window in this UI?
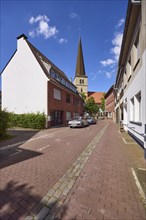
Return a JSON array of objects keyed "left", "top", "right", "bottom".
[
  {"left": 73, "top": 98, "right": 79, "bottom": 106},
  {"left": 80, "top": 79, "right": 84, "bottom": 85},
  {"left": 50, "top": 70, "right": 77, "bottom": 93},
  {"left": 66, "top": 94, "right": 71, "bottom": 103},
  {"left": 54, "top": 89, "right": 61, "bottom": 100},
  {"left": 73, "top": 112, "right": 79, "bottom": 118},
  {"left": 50, "top": 70, "right": 56, "bottom": 78},
  {"left": 66, "top": 112, "right": 71, "bottom": 120},
  {"left": 135, "top": 92, "right": 141, "bottom": 122},
  {"left": 130, "top": 97, "right": 134, "bottom": 121},
  {"left": 61, "top": 78, "right": 66, "bottom": 85}
]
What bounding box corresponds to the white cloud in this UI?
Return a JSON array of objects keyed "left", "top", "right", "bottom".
[
  {"left": 106, "top": 72, "right": 112, "bottom": 79},
  {"left": 58, "top": 38, "right": 68, "bottom": 44},
  {"left": 29, "top": 15, "right": 49, "bottom": 24},
  {"left": 116, "top": 18, "right": 125, "bottom": 27},
  {"left": 90, "top": 72, "right": 97, "bottom": 80},
  {"left": 28, "top": 15, "right": 58, "bottom": 39},
  {"left": 100, "top": 59, "right": 115, "bottom": 66},
  {"left": 100, "top": 18, "right": 124, "bottom": 71},
  {"left": 111, "top": 32, "right": 123, "bottom": 61},
  {"left": 70, "top": 13, "right": 78, "bottom": 19},
  {"left": 28, "top": 31, "right": 35, "bottom": 38}
]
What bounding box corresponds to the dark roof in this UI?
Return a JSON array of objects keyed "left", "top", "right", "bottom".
[
  {"left": 75, "top": 37, "right": 87, "bottom": 77},
  {"left": 24, "top": 38, "right": 78, "bottom": 94},
  {"left": 27, "top": 41, "right": 69, "bottom": 81},
  {"left": 17, "top": 34, "right": 28, "bottom": 40},
  {"left": 104, "top": 85, "right": 114, "bottom": 99}
]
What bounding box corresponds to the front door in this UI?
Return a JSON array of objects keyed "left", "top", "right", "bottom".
[{"left": 51, "top": 110, "right": 63, "bottom": 126}]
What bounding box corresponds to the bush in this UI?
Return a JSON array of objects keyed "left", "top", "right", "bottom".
[
  {"left": 9, "top": 112, "right": 46, "bottom": 129},
  {"left": 0, "top": 109, "right": 11, "bottom": 140}
]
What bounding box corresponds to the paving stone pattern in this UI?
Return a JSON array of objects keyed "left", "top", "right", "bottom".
[
  {"left": 25, "top": 123, "right": 109, "bottom": 219},
  {"left": 1, "top": 121, "right": 146, "bottom": 220},
  {"left": 53, "top": 122, "right": 146, "bottom": 220}
]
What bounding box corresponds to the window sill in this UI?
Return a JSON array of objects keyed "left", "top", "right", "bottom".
[{"left": 130, "top": 121, "right": 142, "bottom": 126}]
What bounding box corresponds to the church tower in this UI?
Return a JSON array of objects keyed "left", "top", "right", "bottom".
[{"left": 74, "top": 37, "right": 88, "bottom": 97}]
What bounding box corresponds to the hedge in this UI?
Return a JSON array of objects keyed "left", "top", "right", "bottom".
[
  {"left": 0, "top": 109, "right": 11, "bottom": 140},
  {"left": 9, "top": 112, "right": 46, "bottom": 129}
]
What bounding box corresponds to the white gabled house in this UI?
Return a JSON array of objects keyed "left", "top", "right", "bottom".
[
  {"left": 1, "top": 34, "right": 84, "bottom": 127},
  {"left": 2, "top": 34, "right": 49, "bottom": 114},
  {"left": 115, "top": 0, "right": 146, "bottom": 148}
]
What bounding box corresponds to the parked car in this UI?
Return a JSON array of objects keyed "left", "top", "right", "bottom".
[
  {"left": 87, "top": 116, "right": 96, "bottom": 124},
  {"left": 68, "top": 116, "right": 89, "bottom": 128}
]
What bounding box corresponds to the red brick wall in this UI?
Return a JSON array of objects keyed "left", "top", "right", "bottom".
[
  {"left": 105, "top": 92, "right": 115, "bottom": 112},
  {"left": 47, "top": 81, "right": 84, "bottom": 127}
]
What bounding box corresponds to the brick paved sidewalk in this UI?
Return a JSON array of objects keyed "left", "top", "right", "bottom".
[
  {"left": 26, "top": 121, "right": 146, "bottom": 220},
  {"left": 1, "top": 121, "right": 146, "bottom": 220}
]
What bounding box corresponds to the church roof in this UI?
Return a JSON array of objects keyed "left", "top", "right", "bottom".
[{"left": 75, "top": 37, "right": 87, "bottom": 77}]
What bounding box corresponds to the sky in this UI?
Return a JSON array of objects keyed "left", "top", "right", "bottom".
[{"left": 0, "top": 0, "right": 128, "bottom": 92}]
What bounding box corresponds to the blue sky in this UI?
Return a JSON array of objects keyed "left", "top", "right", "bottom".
[{"left": 0, "top": 0, "right": 128, "bottom": 92}]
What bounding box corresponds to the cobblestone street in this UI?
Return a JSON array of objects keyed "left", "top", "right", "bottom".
[{"left": 0, "top": 120, "right": 146, "bottom": 220}]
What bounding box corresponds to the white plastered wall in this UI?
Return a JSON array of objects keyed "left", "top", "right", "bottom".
[
  {"left": 123, "top": 51, "right": 146, "bottom": 145},
  {"left": 2, "top": 37, "right": 48, "bottom": 115}
]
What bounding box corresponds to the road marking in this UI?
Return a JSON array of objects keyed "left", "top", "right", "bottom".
[
  {"left": 138, "top": 168, "right": 146, "bottom": 171},
  {"left": 0, "top": 127, "right": 69, "bottom": 151},
  {"left": 37, "top": 145, "right": 50, "bottom": 151},
  {"left": 9, "top": 149, "right": 22, "bottom": 156},
  {"left": 0, "top": 141, "right": 26, "bottom": 151},
  {"left": 122, "top": 137, "right": 137, "bottom": 144},
  {"left": 131, "top": 168, "right": 146, "bottom": 203}
]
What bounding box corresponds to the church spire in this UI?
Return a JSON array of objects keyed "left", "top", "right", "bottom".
[
  {"left": 75, "top": 37, "right": 86, "bottom": 77},
  {"left": 74, "top": 37, "right": 88, "bottom": 96}
]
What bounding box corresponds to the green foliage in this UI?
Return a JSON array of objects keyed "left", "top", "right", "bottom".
[
  {"left": 80, "top": 92, "right": 87, "bottom": 102},
  {"left": 85, "top": 97, "right": 99, "bottom": 115},
  {"left": 9, "top": 112, "right": 46, "bottom": 129},
  {"left": 100, "top": 97, "right": 105, "bottom": 111},
  {"left": 0, "top": 109, "right": 11, "bottom": 140}
]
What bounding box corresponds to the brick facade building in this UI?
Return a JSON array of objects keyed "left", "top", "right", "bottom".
[
  {"left": 105, "top": 85, "right": 115, "bottom": 121},
  {"left": 2, "top": 34, "right": 84, "bottom": 127}
]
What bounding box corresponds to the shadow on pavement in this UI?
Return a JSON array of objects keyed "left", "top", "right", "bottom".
[
  {"left": 35, "top": 201, "right": 75, "bottom": 220},
  {"left": 0, "top": 146, "right": 43, "bottom": 169},
  {"left": 0, "top": 180, "right": 41, "bottom": 220},
  {"left": 0, "top": 128, "right": 43, "bottom": 169},
  {"left": 0, "top": 180, "right": 74, "bottom": 220},
  {"left": 0, "top": 129, "right": 40, "bottom": 148}
]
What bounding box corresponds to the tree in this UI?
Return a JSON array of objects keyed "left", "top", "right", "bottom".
[
  {"left": 85, "top": 97, "right": 99, "bottom": 115},
  {"left": 80, "top": 92, "right": 87, "bottom": 102},
  {"left": 100, "top": 97, "right": 105, "bottom": 112}
]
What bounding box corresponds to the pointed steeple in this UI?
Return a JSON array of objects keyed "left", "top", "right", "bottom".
[
  {"left": 75, "top": 37, "right": 86, "bottom": 77},
  {"left": 74, "top": 37, "right": 88, "bottom": 96}
]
